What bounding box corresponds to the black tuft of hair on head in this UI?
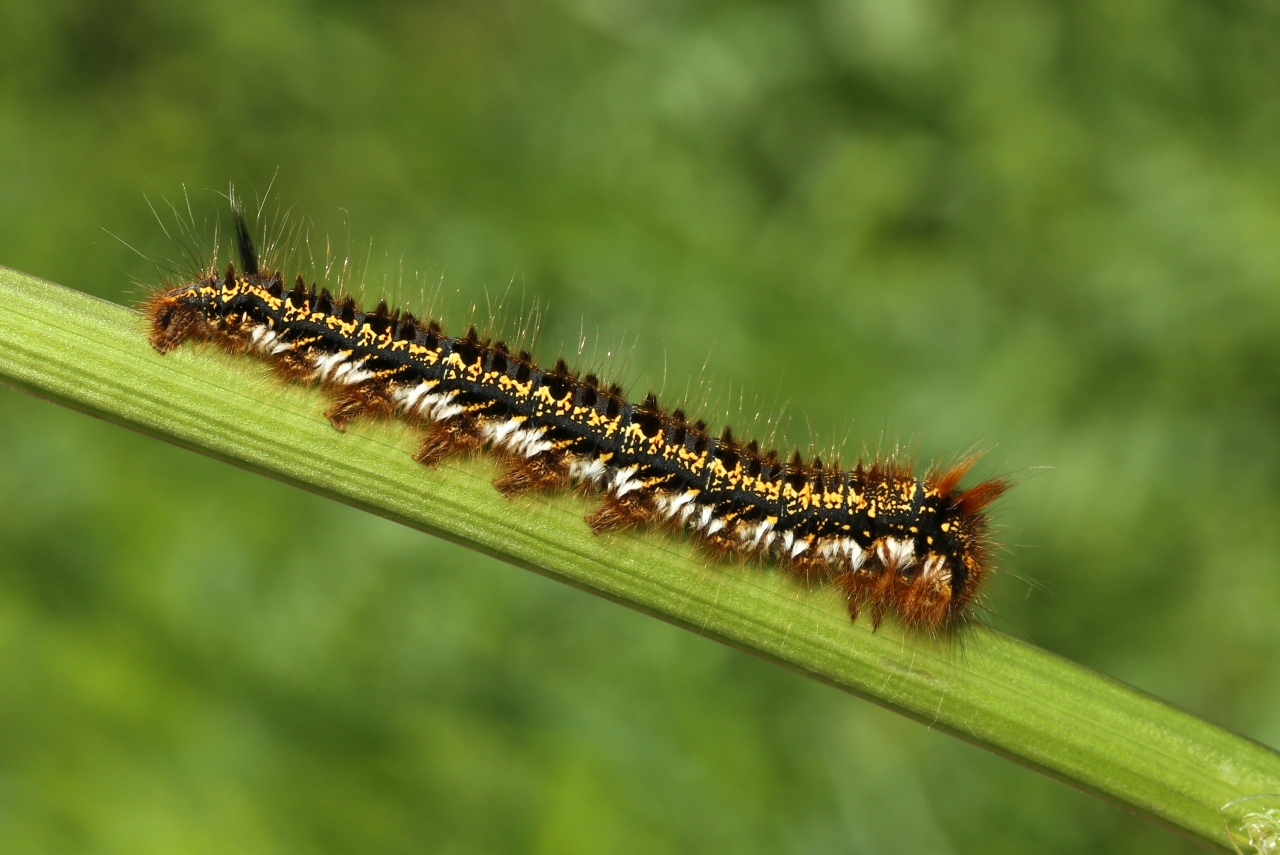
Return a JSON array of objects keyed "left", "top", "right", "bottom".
[{"left": 234, "top": 212, "right": 259, "bottom": 276}]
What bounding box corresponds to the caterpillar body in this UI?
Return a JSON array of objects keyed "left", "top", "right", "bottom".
[{"left": 144, "top": 212, "right": 1007, "bottom": 632}]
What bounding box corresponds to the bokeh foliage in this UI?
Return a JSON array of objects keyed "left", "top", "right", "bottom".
[{"left": 2, "top": 0, "right": 1279, "bottom": 852}]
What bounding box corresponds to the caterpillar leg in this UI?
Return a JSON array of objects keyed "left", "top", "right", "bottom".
[
  {"left": 271, "top": 349, "right": 317, "bottom": 383},
  {"left": 326, "top": 382, "right": 397, "bottom": 431},
  {"left": 413, "top": 418, "right": 486, "bottom": 466},
  {"left": 586, "top": 493, "right": 656, "bottom": 533},
  {"left": 785, "top": 550, "right": 833, "bottom": 587},
  {"left": 494, "top": 453, "right": 572, "bottom": 496}
]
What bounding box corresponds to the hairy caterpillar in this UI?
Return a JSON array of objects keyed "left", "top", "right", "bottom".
[{"left": 143, "top": 209, "right": 1007, "bottom": 632}]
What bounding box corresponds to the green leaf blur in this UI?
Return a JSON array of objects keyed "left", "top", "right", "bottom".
[{"left": 1, "top": 1, "right": 1278, "bottom": 852}]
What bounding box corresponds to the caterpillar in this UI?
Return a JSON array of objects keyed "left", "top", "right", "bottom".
[{"left": 143, "top": 209, "right": 1008, "bottom": 633}]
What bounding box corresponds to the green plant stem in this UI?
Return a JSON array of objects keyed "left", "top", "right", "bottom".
[{"left": 0, "top": 265, "right": 1274, "bottom": 851}]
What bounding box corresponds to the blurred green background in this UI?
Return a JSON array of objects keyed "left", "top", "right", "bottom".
[{"left": 2, "top": 0, "right": 1279, "bottom": 851}]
